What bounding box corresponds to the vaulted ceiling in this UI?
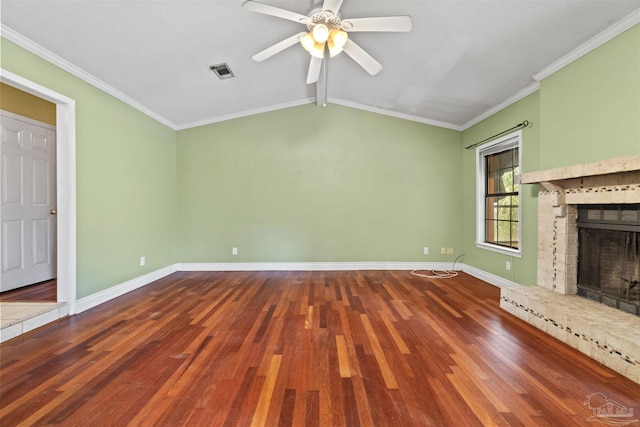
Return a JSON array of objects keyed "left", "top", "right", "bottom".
[{"left": 2, "top": 1, "right": 639, "bottom": 130}]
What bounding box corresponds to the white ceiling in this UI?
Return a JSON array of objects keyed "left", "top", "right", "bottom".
[{"left": 2, "top": 1, "right": 639, "bottom": 130}]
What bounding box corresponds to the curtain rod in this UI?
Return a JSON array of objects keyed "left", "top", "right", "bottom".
[{"left": 464, "top": 120, "right": 530, "bottom": 150}]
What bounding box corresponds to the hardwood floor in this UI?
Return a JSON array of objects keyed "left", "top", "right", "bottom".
[
  {"left": 0, "top": 279, "right": 57, "bottom": 302},
  {"left": 1, "top": 271, "right": 639, "bottom": 426}
]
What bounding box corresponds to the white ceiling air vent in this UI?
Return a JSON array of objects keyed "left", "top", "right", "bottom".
[{"left": 210, "top": 63, "right": 235, "bottom": 79}]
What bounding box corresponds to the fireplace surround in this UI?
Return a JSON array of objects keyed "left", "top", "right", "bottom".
[{"left": 499, "top": 154, "right": 640, "bottom": 384}]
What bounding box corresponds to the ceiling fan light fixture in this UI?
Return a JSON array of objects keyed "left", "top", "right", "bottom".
[
  {"left": 327, "top": 39, "right": 342, "bottom": 57},
  {"left": 327, "top": 28, "right": 347, "bottom": 56},
  {"left": 242, "top": 0, "right": 413, "bottom": 90},
  {"left": 329, "top": 28, "right": 348, "bottom": 48},
  {"left": 310, "top": 42, "right": 325, "bottom": 58},
  {"left": 300, "top": 32, "right": 315, "bottom": 52},
  {"left": 312, "top": 23, "right": 330, "bottom": 43}
]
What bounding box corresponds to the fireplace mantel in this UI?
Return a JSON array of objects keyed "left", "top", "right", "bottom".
[{"left": 521, "top": 154, "right": 640, "bottom": 185}]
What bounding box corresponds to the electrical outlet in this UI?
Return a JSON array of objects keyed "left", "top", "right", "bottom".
[
  {"left": 446, "top": 247, "right": 453, "bottom": 254},
  {"left": 441, "top": 247, "right": 446, "bottom": 254},
  {"left": 140, "top": 256, "right": 145, "bottom": 266},
  {"left": 506, "top": 261, "right": 511, "bottom": 271},
  {"left": 232, "top": 247, "right": 238, "bottom": 255},
  {"left": 423, "top": 247, "right": 429, "bottom": 255}
]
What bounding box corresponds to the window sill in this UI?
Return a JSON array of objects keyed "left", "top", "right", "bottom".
[{"left": 476, "top": 242, "right": 522, "bottom": 258}]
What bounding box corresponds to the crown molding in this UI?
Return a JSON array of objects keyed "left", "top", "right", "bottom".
[
  {"left": 6, "top": 7, "right": 636, "bottom": 134},
  {"left": 1, "top": 25, "right": 462, "bottom": 131},
  {"left": 462, "top": 82, "right": 540, "bottom": 130},
  {"left": 464, "top": 8, "right": 639, "bottom": 130},
  {"left": 176, "top": 97, "right": 463, "bottom": 131},
  {"left": 328, "top": 97, "right": 463, "bottom": 131},
  {"left": 175, "top": 98, "right": 316, "bottom": 130},
  {"left": 1, "top": 25, "right": 179, "bottom": 130},
  {"left": 533, "top": 8, "right": 640, "bottom": 82}
]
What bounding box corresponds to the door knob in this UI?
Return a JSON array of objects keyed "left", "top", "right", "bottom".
[{"left": 50, "top": 209, "right": 57, "bottom": 215}]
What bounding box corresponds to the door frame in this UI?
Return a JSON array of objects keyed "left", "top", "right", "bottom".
[{"left": 1, "top": 69, "right": 77, "bottom": 314}]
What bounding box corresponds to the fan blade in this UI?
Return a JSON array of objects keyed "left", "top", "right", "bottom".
[
  {"left": 342, "top": 39, "right": 382, "bottom": 75},
  {"left": 307, "top": 56, "right": 323, "bottom": 84},
  {"left": 252, "top": 32, "right": 306, "bottom": 62},
  {"left": 322, "top": 0, "right": 344, "bottom": 16},
  {"left": 242, "top": 1, "right": 310, "bottom": 25},
  {"left": 341, "top": 16, "right": 412, "bottom": 32}
]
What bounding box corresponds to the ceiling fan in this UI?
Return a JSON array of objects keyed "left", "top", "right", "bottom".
[{"left": 242, "top": 0, "right": 412, "bottom": 104}]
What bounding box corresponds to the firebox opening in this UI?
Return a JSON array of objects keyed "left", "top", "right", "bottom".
[{"left": 577, "top": 204, "right": 640, "bottom": 316}]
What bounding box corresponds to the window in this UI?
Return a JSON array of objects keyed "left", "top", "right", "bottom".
[{"left": 476, "top": 131, "right": 522, "bottom": 256}]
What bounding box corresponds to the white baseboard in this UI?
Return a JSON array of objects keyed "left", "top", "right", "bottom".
[
  {"left": 75, "top": 264, "right": 178, "bottom": 313},
  {"left": 74, "top": 261, "right": 518, "bottom": 314},
  {"left": 176, "top": 261, "right": 456, "bottom": 272},
  {"left": 462, "top": 264, "right": 520, "bottom": 288}
]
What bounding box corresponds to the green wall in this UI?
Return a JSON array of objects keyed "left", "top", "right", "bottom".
[
  {"left": 177, "top": 104, "right": 463, "bottom": 263},
  {"left": 1, "top": 38, "right": 179, "bottom": 299},
  {"left": 461, "top": 23, "right": 639, "bottom": 286},
  {"left": 2, "top": 21, "right": 637, "bottom": 300},
  {"left": 461, "top": 93, "right": 541, "bottom": 285},
  {"left": 540, "top": 25, "right": 640, "bottom": 169}
]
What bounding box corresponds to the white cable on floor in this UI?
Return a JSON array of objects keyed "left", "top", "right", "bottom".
[
  {"left": 410, "top": 269, "right": 458, "bottom": 279},
  {"left": 410, "top": 253, "right": 466, "bottom": 280}
]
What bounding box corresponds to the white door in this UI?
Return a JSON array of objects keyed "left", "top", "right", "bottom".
[{"left": 1, "top": 112, "right": 57, "bottom": 292}]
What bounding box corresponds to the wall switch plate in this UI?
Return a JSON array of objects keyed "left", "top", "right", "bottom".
[
  {"left": 232, "top": 247, "right": 238, "bottom": 255},
  {"left": 446, "top": 248, "right": 453, "bottom": 254},
  {"left": 140, "top": 256, "right": 145, "bottom": 266},
  {"left": 441, "top": 247, "right": 446, "bottom": 254},
  {"left": 506, "top": 261, "right": 511, "bottom": 270},
  {"left": 423, "top": 247, "right": 429, "bottom": 255}
]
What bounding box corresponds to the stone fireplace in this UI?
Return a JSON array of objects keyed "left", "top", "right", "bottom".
[{"left": 499, "top": 154, "right": 640, "bottom": 384}]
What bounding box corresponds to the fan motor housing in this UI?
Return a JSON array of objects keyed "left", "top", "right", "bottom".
[{"left": 306, "top": 7, "right": 342, "bottom": 31}]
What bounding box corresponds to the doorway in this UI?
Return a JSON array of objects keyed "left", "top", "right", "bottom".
[
  {"left": 1, "top": 108, "right": 57, "bottom": 295},
  {"left": 0, "top": 69, "right": 76, "bottom": 316}
]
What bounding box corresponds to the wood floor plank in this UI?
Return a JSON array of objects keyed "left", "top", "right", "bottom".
[
  {"left": 379, "top": 310, "right": 411, "bottom": 355},
  {"left": 359, "top": 313, "right": 399, "bottom": 389},
  {"left": 2, "top": 271, "right": 640, "bottom": 426},
  {"left": 251, "top": 354, "right": 282, "bottom": 427},
  {"left": 277, "top": 388, "right": 296, "bottom": 427},
  {"left": 290, "top": 392, "right": 308, "bottom": 426},
  {"left": 335, "top": 335, "right": 352, "bottom": 378},
  {"left": 0, "top": 279, "right": 57, "bottom": 301},
  {"left": 428, "top": 376, "right": 484, "bottom": 426},
  {"left": 305, "top": 390, "right": 320, "bottom": 427}
]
